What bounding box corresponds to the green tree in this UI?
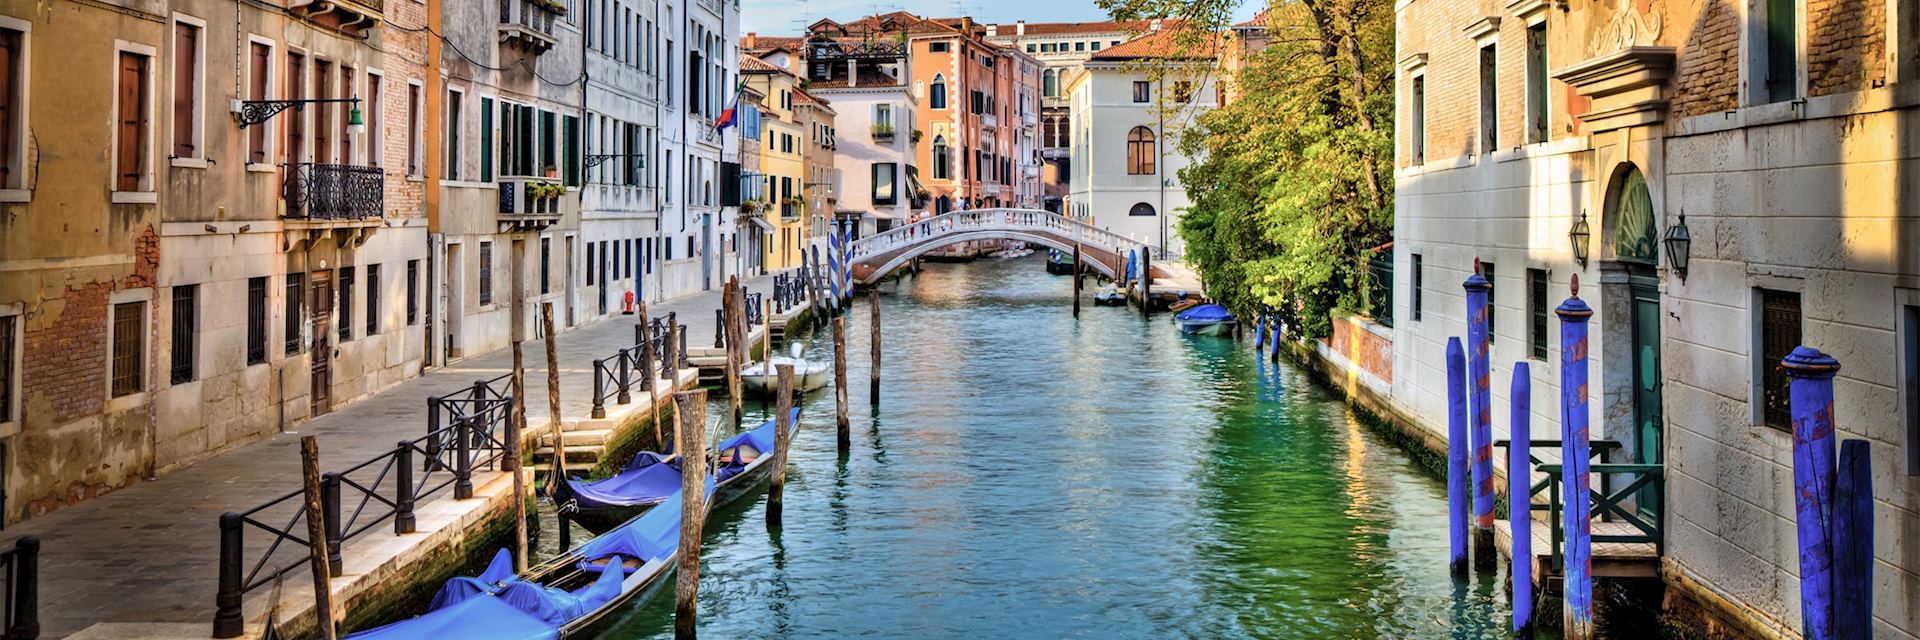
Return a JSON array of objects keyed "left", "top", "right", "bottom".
[{"left": 1100, "top": 0, "right": 1394, "bottom": 338}]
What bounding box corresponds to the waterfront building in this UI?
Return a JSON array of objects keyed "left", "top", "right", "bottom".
[
  {"left": 804, "top": 32, "right": 922, "bottom": 237},
  {"left": 793, "top": 90, "right": 840, "bottom": 241},
  {"left": 1063, "top": 29, "right": 1216, "bottom": 256},
  {"left": 1387, "top": 0, "right": 1920, "bottom": 634},
  {"left": 580, "top": 0, "right": 664, "bottom": 311},
  {"left": 0, "top": 0, "right": 431, "bottom": 523},
  {"left": 732, "top": 82, "right": 767, "bottom": 273},
  {"left": 741, "top": 55, "right": 810, "bottom": 271},
  {"left": 986, "top": 20, "right": 1142, "bottom": 213}
]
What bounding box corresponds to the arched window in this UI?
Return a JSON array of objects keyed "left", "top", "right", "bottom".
[
  {"left": 930, "top": 74, "right": 948, "bottom": 109},
  {"left": 1129, "top": 203, "right": 1156, "bottom": 217},
  {"left": 1126, "top": 126, "right": 1156, "bottom": 175},
  {"left": 931, "top": 135, "right": 951, "bottom": 179},
  {"left": 1043, "top": 69, "right": 1058, "bottom": 97},
  {"left": 1608, "top": 164, "right": 1658, "bottom": 263}
]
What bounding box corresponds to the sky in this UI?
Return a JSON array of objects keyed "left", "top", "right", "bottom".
[{"left": 739, "top": 0, "right": 1264, "bottom": 35}]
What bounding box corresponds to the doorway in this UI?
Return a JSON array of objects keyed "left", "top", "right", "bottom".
[
  {"left": 445, "top": 243, "right": 463, "bottom": 360},
  {"left": 308, "top": 270, "right": 334, "bottom": 417},
  {"left": 701, "top": 214, "right": 713, "bottom": 291},
  {"left": 1629, "top": 268, "right": 1663, "bottom": 514}
]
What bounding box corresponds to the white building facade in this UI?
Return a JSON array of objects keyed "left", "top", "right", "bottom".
[{"left": 1064, "top": 35, "right": 1213, "bottom": 257}]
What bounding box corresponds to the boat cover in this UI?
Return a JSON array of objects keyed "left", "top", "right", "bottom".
[
  {"left": 715, "top": 408, "right": 800, "bottom": 482},
  {"left": 565, "top": 451, "right": 681, "bottom": 508},
  {"left": 425, "top": 547, "right": 519, "bottom": 611},
  {"left": 1176, "top": 304, "right": 1236, "bottom": 323},
  {"left": 576, "top": 478, "right": 712, "bottom": 572},
  {"left": 495, "top": 556, "right": 626, "bottom": 627},
  {"left": 344, "top": 593, "right": 559, "bottom": 640}
]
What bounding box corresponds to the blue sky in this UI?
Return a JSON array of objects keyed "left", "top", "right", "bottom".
[{"left": 740, "top": 0, "right": 1264, "bottom": 35}]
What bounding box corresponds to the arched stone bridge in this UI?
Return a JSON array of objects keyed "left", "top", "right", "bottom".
[{"left": 848, "top": 209, "right": 1172, "bottom": 285}]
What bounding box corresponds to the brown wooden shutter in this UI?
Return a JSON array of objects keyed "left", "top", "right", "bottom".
[
  {"left": 285, "top": 53, "right": 303, "bottom": 165},
  {"left": 117, "top": 52, "right": 148, "bottom": 192},
  {"left": 172, "top": 23, "right": 196, "bottom": 158},
  {"left": 366, "top": 75, "right": 381, "bottom": 167},
  {"left": 313, "top": 60, "right": 331, "bottom": 165},
  {"left": 339, "top": 66, "right": 353, "bottom": 164},
  {"left": 0, "top": 30, "right": 18, "bottom": 185},
  {"left": 248, "top": 43, "right": 268, "bottom": 163}
]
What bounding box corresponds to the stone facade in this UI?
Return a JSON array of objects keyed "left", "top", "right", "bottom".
[{"left": 1395, "top": 0, "right": 1920, "bottom": 635}]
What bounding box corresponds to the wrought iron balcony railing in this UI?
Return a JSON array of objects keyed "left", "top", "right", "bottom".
[
  {"left": 870, "top": 124, "right": 896, "bottom": 142},
  {"left": 498, "top": 176, "right": 566, "bottom": 216},
  {"left": 283, "top": 163, "right": 384, "bottom": 220},
  {"left": 499, "top": 0, "right": 561, "bottom": 53}
]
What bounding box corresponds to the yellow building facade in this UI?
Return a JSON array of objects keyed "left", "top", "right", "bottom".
[{"left": 743, "top": 56, "right": 809, "bottom": 271}]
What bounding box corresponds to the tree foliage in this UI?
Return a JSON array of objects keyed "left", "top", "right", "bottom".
[{"left": 1099, "top": 0, "right": 1395, "bottom": 338}]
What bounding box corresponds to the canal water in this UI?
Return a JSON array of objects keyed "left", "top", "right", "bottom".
[{"left": 547, "top": 255, "right": 1521, "bottom": 638}]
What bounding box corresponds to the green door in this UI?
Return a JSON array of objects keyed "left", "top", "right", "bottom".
[{"left": 1629, "top": 273, "right": 1663, "bottom": 514}]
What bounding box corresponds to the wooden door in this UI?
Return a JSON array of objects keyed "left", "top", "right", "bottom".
[
  {"left": 309, "top": 270, "right": 334, "bottom": 416},
  {"left": 1629, "top": 272, "right": 1663, "bottom": 515}
]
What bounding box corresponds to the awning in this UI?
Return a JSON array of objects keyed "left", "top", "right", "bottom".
[{"left": 746, "top": 215, "right": 777, "bottom": 233}]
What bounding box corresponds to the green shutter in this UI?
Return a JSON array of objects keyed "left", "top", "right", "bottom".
[
  {"left": 480, "top": 98, "right": 494, "bottom": 182},
  {"left": 563, "top": 115, "right": 580, "bottom": 187}
]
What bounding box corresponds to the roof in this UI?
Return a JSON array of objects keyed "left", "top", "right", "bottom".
[
  {"left": 809, "top": 68, "right": 907, "bottom": 90},
  {"left": 1233, "top": 10, "right": 1271, "bottom": 29},
  {"left": 740, "top": 55, "right": 794, "bottom": 76},
  {"left": 742, "top": 35, "right": 805, "bottom": 55},
  {"left": 992, "top": 20, "right": 1142, "bottom": 36},
  {"left": 792, "top": 90, "right": 834, "bottom": 113},
  {"left": 1090, "top": 29, "right": 1219, "bottom": 61}
]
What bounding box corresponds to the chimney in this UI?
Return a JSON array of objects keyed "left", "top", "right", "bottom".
[
  {"left": 1016, "top": 20, "right": 1026, "bottom": 36},
  {"left": 1150, "top": 18, "right": 1163, "bottom": 31},
  {"left": 745, "top": 32, "right": 758, "bottom": 48}
]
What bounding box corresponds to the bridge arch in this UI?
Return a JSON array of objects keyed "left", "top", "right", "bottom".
[
  {"left": 855, "top": 230, "right": 1121, "bottom": 285},
  {"left": 846, "top": 209, "right": 1151, "bottom": 286}
]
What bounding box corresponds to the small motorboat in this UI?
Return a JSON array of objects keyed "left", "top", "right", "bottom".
[
  {"left": 1093, "top": 285, "right": 1127, "bottom": 306},
  {"left": 549, "top": 407, "right": 802, "bottom": 535},
  {"left": 1045, "top": 249, "right": 1077, "bottom": 275},
  {"left": 1175, "top": 303, "right": 1238, "bottom": 336},
  {"left": 742, "top": 344, "right": 831, "bottom": 394}
]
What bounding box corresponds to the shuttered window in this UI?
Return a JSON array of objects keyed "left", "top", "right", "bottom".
[
  {"left": 480, "top": 97, "right": 493, "bottom": 182},
  {"left": 365, "top": 263, "right": 380, "bottom": 336},
  {"left": 1760, "top": 289, "right": 1802, "bottom": 430},
  {"left": 170, "top": 284, "right": 197, "bottom": 384},
  {"left": 563, "top": 114, "right": 580, "bottom": 187},
  {"left": 1528, "top": 268, "right": 1548, "bottom": 360},
  {"left": 313, "top": 60, "right": 332, "bottom": 164},
  {"left": 338, "top": 266, "right": 354, "bottom": 341},
  {"left": 111, "top": 302, "right": 144, "bottom": 397},
  {"left": 445, "top": 90, "right": 462, "bottom": 180},
  {"left": 366, "top": 74, "right": 382, "bottom": 167},
  {"left": 0, "top": 314, "right": 16, "bottom": 423},
  {"left": 247, "top": 276, "right": 267, "bottom": 365},
  {"left": 1411, "top": 254, "right": 1424, "bottom": 321},
  {"left": 286, "top": 273, "right": 304, "bottom": 355},
  {"left": 1482, "top": 262, "right": 1496, "bottom": 343},
  {"left": 247, "top": 43, "right": 269, "bottom": 164},
  {"left": 339, "top": 66, "right": 354, "bottom": 164},
  {"left": 540, "top": 237, "right": 551, "bottom": 295},
  {"left": 285, "top": 53, "right": 304, "bottom": 165},
  {"left": 406, "top": 260, "right": 419, "bottom": 325},
  {"left": 116, "top": 51, "right": 151, "bottom": 192},
  {"left": 172, "top": 22, "right": 199, "bottom": 159},
  {"left": 0, "top": 28, "right": 19, "bottom": 188},
  {"left": 478, "top": 242, "right": 494, "bottom": 306},
  {"left": 406, "top": 83, "right": 420, "bottom": 175}
]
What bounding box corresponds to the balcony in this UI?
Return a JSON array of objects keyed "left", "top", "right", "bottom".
[
  {"left": 498, "top": 175, "right": 567, "bottom": 230},
  {"left": 1022, "top": 113, "right": 1039, "bottom": 128},
  {"left": 499, "top": 0, "right": 562, "bottom": 55},
  {"left": 283, "top": 163, "right": 384, "bottom": 221},
  {"left": 288, "top": 0, "right": 382, "bottom": 35},
  {"left": 980, "top": 113, "right": 998, "bottom": 130},
  {"left": 870, "top": 123, "right": 896, "bottom": 143}
]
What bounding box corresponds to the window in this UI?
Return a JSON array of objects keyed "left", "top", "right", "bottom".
[
  {"left": 1026, "top": 44, "right": 1036, "bottom": 53},
  {"left": 1090, "top": 41, "right": 1102, "bottom": 51},
  {"left": 1075, "top": 41, "right": 1085, "bottom": 52},
  {"left": 1904, "top": 303, "right": 1919, "bottom": 474},
  {"left": 478, "top": 241, "right": 493, "bottom": 306},
  {"left": 1478, "top": 44, "right": 1497, "bottom": 154},
  {"left": 171, "top": 20, "right": 202, "bottom": 159},
  {"left": 407, "top": 83, "right": 422, "bottom": 176},
  {"left": 540, "top": 237, "right": 551, "bottom": 294},
  {"left": 1764, "top": 0, "right": 1798, "bottom": 103},
  {"left": 338, "top": 65, "right": 353, "bottom": 163},
  {"left": 285, "top": 52, "right": 304, "bottom": 165},
  {"left": 563, "top": 114, "right": 580, "bottom": 187},
  {"left": 928, "top": 41, "right": 949, "bottom": 53},
  {"left": 932, "top": 135, "right": 951, "bottom": 179},
  {"left": 1172, "top": 81, "right": 1193, "bottom": 103},
  {"left": 406, "top": 260, "right": 419, "bottom": 325},
  {"left": 170, "top": 284, "right": 196, "bottom": 384},
  {"left": 539, "top": 110, "right": 556, "bottom": 176},
  {"left": 445, "top": 89, "right": 462, "bottom": 180},
  {"left": 585, "top": 241, "right": 594, "bottom": 285},
  {"left": 1526, "top": 23, "right": 1548, "bottom": 144},
  {"left": 111, "top": 301, "right": 145, "bottom": 397},
  {"left": 479, "top": 96, "right": 493, "bottom": 181},
  {"left": 1132, "top": 81, "right": 1150, "bottom": 103},
  {"left": 1411, "top": 254, "right": 1424, "bottom": 321},
  {"left": 242, "top": 43, "right": 270, "bottom": 164},
  {"left": 337, "top": 267, "right": 354, "bottom": 341},
  {"left": 366, "top": 73, "right": 382, "bottom": 167},
  {"left": 1481, "top": 262, "right": 1496, "bottom": 342},
  {"left": 286, "top": 273, "right": 304, "bottom": 355},
  {"left": 1410, "top": 75, "right": 1425, "bottom": 165},
  {"left": 116, "top": 50, "right": 152, "bottom": 193},
  {"left": 313, "top": 60, "right": 332, "bottom": 163},
  {"left": 872, "top": 163, "right": 897, "bottom": 204},
  {"left": 1126, "top": 126, "right": 1155, "bottom": 175},
  {"left": 930, "top": 75, "right": 947, "bottom": 109},
  {"left": 0, "top": 313, "right": 15, "bottom": 424},
  {"left": 1528, "top": 268, "right": 1548, "bottom": 360},
  {"left": 247, "top": 276, "right": 267, "bottom": 365},
  {"left": 1759, "top": 288, "right": 1802, "bottom": 430},
  {"left": 1043, "top": 69, "right": 1057, "bottom": 97},
  {"left": 1129, "top": 203, "right": 1156, "bottom": 217},
  {"left": 365, "top": 263, "right": 380, "bottom": 336},
  {"left": 0, "top": 26, "right": 23, "bottom": 188}
]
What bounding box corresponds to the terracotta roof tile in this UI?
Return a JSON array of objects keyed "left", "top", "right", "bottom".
[{"left": 1090, "top": 29, "right": 1219, "bottom": 60}]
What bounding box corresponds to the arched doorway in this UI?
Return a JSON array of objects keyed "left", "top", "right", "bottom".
[{"left": 1604, "top": 163, "right": 1663, "bottom": 514}]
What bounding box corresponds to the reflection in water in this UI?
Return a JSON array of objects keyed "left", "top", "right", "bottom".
[{"left": 532, "top": 255, "right": 1517, "bottom": 638}]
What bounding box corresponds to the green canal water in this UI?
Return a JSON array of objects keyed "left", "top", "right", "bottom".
[{"left": 549, "top": 255, "right": 1522, "bottom": 638}]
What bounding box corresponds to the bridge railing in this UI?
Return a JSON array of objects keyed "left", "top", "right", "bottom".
[{"left": 850, "top": 209, "right": 1142, "bottom": 264}]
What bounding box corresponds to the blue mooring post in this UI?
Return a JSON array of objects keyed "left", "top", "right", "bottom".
[
  {"left": 1784, "top": 346, "right": 1840, "bottom": 640},
  {"left": 1464, "top": 262, "right": 1496, "bottom": 564},
  {"left": 1446, "top": 337, "right": 1470, "bottom": 575},
  {"left": 1253, "top": 314, "right": 1266, "bottom": 351},
  {"left": 1834, "top": 438, "right": 1873, "bottom": 640},
  {"left": 1269, "top": 317, "right": 1283, "bottom": 362},
  {"left": 1510, "top": 362, "right": 1534, "bottom": 638},
  {"left": 1556, "top": 276, "right": 1594, "bottom": 639}
]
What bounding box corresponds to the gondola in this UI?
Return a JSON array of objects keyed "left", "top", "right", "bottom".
[
  {"left": 548, "top": 407, "right": 803, "bottom": 535},
  {"left": 1174, "top": 303, "right": 1237, "bottom": 336}
]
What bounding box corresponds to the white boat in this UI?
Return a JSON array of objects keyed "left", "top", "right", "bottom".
[{"left": 742, "top": 344, "right": 831, "bottom": 393}]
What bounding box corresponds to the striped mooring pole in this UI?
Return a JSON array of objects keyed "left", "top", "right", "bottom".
[
  {"left": 1556, "top": 276, "right": 1594, "bottom": 640},
  {"left": 1464, "top": 262, "right": 1496, "bottom": 564},
  {"left": 1510, "top": 361, "right": 1534, "bottom": 638}
]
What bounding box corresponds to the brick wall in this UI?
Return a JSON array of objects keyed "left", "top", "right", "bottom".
[
  {"left": 1670, "top": 0, "right": 1740, "bottom": 120},
  {"left": 1329, "top": 315, "right": 1393, "bottom": 385},
  {"left": 22, "top": 283, "right": 110, "bottom": 424},
  {"left": 1807, "top": 0, "right": 1887, "bottom": 97}
]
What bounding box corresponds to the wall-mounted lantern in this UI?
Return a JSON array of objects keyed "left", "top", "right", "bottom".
[
  {"left": 1569, "top": 208, "right": 1591, "bottom": 267},
  {"left": 1664, "top": 211, "right": 1692, "bottom": 279}
]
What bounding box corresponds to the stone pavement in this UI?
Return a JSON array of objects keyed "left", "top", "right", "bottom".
[{"left": 13, "top": 271, "right": 795, "bottom": 639}]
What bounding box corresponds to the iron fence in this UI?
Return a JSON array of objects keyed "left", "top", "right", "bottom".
[
  {"left": 283, "top": 163, "right": 384, "bottom": 220},
  {"left": 1494, "top": 439, "right": 1663, "bottom": 572}
]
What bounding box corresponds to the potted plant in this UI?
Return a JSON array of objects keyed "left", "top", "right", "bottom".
[{"left": 910, "top": 129, "right": 923, "bottom": 144}]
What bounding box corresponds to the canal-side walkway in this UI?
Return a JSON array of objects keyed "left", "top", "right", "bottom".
[{"left": 18, "top": 271, "right": 795, "bottom": 639}]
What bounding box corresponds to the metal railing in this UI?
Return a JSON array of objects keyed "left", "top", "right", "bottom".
[
  {"left": 500, "top": 0, "right": 559, "bottom": 37},
  {"left": 499, "top": 177, "right": 565, "bottom": 215},
  {"left": 849, "top": 209, "right": 1143, "bottom": 278},
  {"left": 1366, "top": 256, "right": 1394, "bottom": 327},
  {"left": 283, "top": 163, "right": 384, "bottom": 220},
  {"left": 213, "top": 374, "right": 515, "bottom": 638},
  {"left": 592, "top": 324, "right": 671, "bottom": 419},
  {"left": 1495, "top": 439, "right": 1663, "bottom": 571},
  {"left": 0, "top": 537, "right": 38, "bottom": 640}
]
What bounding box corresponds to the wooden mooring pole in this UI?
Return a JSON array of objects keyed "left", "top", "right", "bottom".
[
  {"left": 1509, "top": 362, "right": 1534, "bottom": 638},
  {"left": 300, "top": 436, "right": 337, "bottom": 640},
  {"left": 640, "top": 303, "right": 662, "bottom": 451},
  {"left": 724, "top": 278, "right": 743, "bottom": 428},
  {"left": 541, "top": 304, "right": 569, "bottom": 550},
  {"left": 1444, "top": 337, "right": 1469, "bottom": 576},
  {"left": 833, "top": 315, "right": 850, "bottom": 454},
  {"left": 767, "top": 364, "right": 794, "bottom": 527},
  {"left": 1556, "top": 278, "right": 1595, "bottom": 640},
  {"left": 509, "top": 341, "right": 529, "bottom": 574},
  {"left": 1834, "top": 438, "right": 1874, "bottom": 640},
  {"left": 762, "top": 297, "right": 774, "bottom": 405},
  {"left": 1071, "top": 243, "right": 1082, "bottom": 319},
  {"left": 868, "top": 290, "right": 880, "bottom": 406},
  {"left": 673, "top": 389, "right": 709, "bottom": 640},
  {"left": 1140, "top": 246, "right": 1152, "bottom": 314}
]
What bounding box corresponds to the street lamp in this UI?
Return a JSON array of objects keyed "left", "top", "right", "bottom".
[
  {"left": 1664, "top": 210, "right": 1692, "bottom": 279},
  {"left": 234, "top": 97, "right": 363, "bottom": 130},
  {"left": 1568, "top": 209, "right": 1591, "bottom": 267}
]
